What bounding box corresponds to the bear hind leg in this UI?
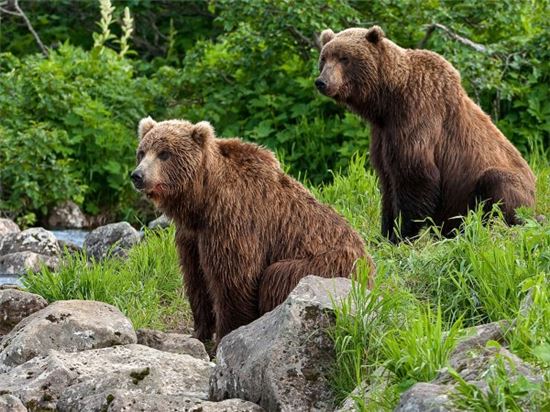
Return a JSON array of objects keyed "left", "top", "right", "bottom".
[
  {"left": 474, "top": 168, "right": 535, "bottom": 225},
  {"left": 258, "top": 249, "right": 373, "bottom": 314}
]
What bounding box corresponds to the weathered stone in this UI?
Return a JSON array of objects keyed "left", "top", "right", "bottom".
[
  {"left": 83, "top": 222, "right": 141, "bottom": 260},
  {"left": 0, "top": 219, "right": 20, "bottom": 236},
  {"left": 0, "top": 251, "right": 60, "bottom": 275},
  {"left": 394, "top": 383, "right": 454, "bottom": 412},
  {"left": 449, "top": 320, "right": 510, "bottom": 365},
  {"left": 0, "top": 344, "right": 214, "bottom": 411},
  {"left": 396, "top": 344, "right": 542, "bottom": 411},
  {"left": 59, "top": 389, "right": 263, "bottom": 412},
  {"left": 0, "top": 300, "right": 136, "bottom": 369},
  {"left": 0, "top": 394, "right": 27, "bottom": 412},
  {"left": 0, "top": 289, "right": 47, "bottom": 336},
  {"left": 437, "top": 346, "right": 541, "bottom": 386},
  {"left": 47, "top": 201, "right": 88, "bottom": 229},
  {"left": 0, "top": 228, "right": 60, "bottom": 257},
  {"left": 210, "top": 275, "right": 354, "bottom": 412},
  {"left": 137, "top": 328, "right": 209, "bottom": 361},
  {"left": 148, "top": 214, "right": 172, "bottom": 230}
]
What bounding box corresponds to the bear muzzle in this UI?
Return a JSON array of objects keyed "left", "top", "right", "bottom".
[
  {"left": 130, "top": 169, "right": 145, "bottom": 190},
  {"left": 315, "top": 78, "right": 328, "bottom": 93}
]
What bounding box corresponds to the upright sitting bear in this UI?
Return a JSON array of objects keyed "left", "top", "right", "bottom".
[
  {"left": 131, "top": 118, "right": 372, "bottom": 344},
  {"left": 316, "top": 26, "right": 536, "bottom": 242}
]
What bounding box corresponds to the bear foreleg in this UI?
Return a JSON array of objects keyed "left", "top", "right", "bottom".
[{"left": 178, "top": 238, "right": 216, "bottom": 342}]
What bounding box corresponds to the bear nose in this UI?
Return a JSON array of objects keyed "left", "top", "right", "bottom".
[
  {"left": 315, "top": 78, "right": 327, "bottom": 92},
  {"left": 130, "top": 170, "right": 144, "bottom": 188}
]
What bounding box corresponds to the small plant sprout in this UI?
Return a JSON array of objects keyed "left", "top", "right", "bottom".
[
  {"left": 93, "top": 0, "right": 115, "bottom": 50},
  {"left": 117, "top": 7, "right": 134, "bottom": 57}
]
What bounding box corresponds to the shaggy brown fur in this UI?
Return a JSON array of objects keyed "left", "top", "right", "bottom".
[
  {"left": 316, "top": 26, "right": 536, "bottom": 242},
  {"left": 131, "top": 117, "right": 372, "bottom": 344}
]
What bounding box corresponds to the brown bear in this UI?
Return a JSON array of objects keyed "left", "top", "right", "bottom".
[
  {"left": 316, "top": 26, "right": 536, "bottom": 242},
  {"left": 131, "top": 117, "right": 372, "bottom": 344}
]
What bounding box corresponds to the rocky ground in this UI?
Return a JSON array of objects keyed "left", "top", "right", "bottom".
[{"left": 0, "top": 214, "right": 544, "bottom": 411}]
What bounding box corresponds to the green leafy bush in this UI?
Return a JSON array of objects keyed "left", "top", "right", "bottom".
[{"left": 0, "top": 44, "right": 160, "bottom": 223}]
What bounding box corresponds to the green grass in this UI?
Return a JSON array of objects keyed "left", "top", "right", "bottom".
[
  {"left": 23, "top": 226, "right": 191, "bottom": 331},
  {"left": 22, "top": 152, "right": 550, "bottom": 410}
]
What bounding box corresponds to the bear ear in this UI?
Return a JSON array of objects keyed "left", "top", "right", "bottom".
[
  {"left": 192, "top": 121, "right": 215, "bottom": 145},
  {"left": 320, "top": 29, "right": 335, "bottom": 47},
  {"left": 366, "top": 26, "right": 385, "bottom": 44},
  {"left": 138, "top": 116, "right": 156, "bottom": 140}
]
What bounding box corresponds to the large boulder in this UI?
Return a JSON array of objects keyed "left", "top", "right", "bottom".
[
  {"left": 0, "top": 344, "right": 214, "bottom": 411},
  {"left": 395, "top": 321, "right": 541, "bottom": 412},
  {"left": 0, "top": 251, "right": 59, "bottom": 275},
  {"left": 0, "top": 289, "right": 47, "bottom": 336},
  {"left": 58, "top": 389, "right": 263, "bottom": 412},
  {"left": 47, "top": 201, "right": 88, "bottom": 229},
  {"left": 136, "top": 328, "right": 209, "bottom": 361},
  {"left": 0, "top": 300, "right": 136, "bottom": 369},
  {"left": 0, "top": 228, "right": 60, "bottom": 257},
  {"left": 0, "top": 219, "right": 20, "bottom": 236},
  {"left": 210, "top": 275, "right": 354, "bottom": 412},
  {"left": 83, "top": 222, "right": 141, "bottom": 260}
]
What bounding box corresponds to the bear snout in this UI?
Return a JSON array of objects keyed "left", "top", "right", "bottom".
[
  {"left": 130, "top": 169, "right": 145, "bottom": 189},
  {"left": 315, "top": 78, "right": 327, "bottom": 93}
]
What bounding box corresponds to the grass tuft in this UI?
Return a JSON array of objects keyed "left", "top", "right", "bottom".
[{"left": 23, "top": 226, "right": 190, "bottom": 331}]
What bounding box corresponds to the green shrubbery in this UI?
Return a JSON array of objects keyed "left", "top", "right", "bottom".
[{"left": 1, "top": 0, "right": 548, "bottom": 225}]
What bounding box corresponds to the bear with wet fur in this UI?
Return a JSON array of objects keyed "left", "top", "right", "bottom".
[
  {"left": 132, "top": 117, "right": 371, "bottom": 344},
  {"left": 316, "top": 26, "right": 535, "bottom": 242}
]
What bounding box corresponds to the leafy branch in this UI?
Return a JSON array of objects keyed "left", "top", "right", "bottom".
[{"left": 417, "top": 23, "right": 491, "bottom": 54}]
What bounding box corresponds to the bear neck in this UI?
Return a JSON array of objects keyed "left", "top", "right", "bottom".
[
  {"left": 346, "top": 85, "right": 410, "bottom": 128},
  {"left": 161, "top": 148, "right": 220, "bottom": 232}
]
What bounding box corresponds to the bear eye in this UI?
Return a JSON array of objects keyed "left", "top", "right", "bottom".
[
  {"left": 137, "top": 150, "right": 145, "bottom": 162},
  {"left": 158, "top": 150, "right": 171, "bottom": 161},
  {"left": 339, "top": 56, "right": 349, "bottom": 64}
]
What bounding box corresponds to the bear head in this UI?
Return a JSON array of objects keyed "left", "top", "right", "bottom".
[
  {"left": 131, "top": 117, "right": 215, "bottom": 206},
  {"left": 316, "top": 26, "right": 386, "bottom": 102}
]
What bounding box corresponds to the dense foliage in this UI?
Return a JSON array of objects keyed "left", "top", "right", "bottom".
[{"left": 1, "top": 0, "right": 548, "bottom": 224}]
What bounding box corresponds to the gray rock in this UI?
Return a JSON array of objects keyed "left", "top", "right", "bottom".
[
  {"left": 0, "top": 289, "right": 47, "bottom": 336},
  {"left": 396, "top": 334, "right": 541, "bottom": 412},
  {"left": 84, "top": 222, "right": 141, "bottom": 260},
  {"left": 450, "top": 320, "right": 510, "bottom": 364},
  {"left": 47, "top": 201, "right": 88, "bottom": 229},
  {"left": 0, "top": 219, "right": 20, "bottom": 236},
  {"left": 0, "top": 251, "right": 59, "bottom": 275},
  {"left": 0, "top": 300, "right": 136, "bottom": 369},
  {"left": 210, "top": 275, "right": 354, "bottom": 412},
  {"left": 137, "top": 328, "right": 209, "bottom": 361},
  {"left": 394, "top": 383, "right": 454, "bottom": 412},
  {"left": 0, "top": 394, "right": 27, "bottom": 412},
  {"left": 436, "top": 346, "right": 541, "bottom": 386},
  {"left": 148, "top": 214, "right": 172, "bottom": 230},
  {"left": 0, "top": 228, "right": 60, "bottom": 257},
  {"left": 0, "top": 344, "right": 214, "bottom": 411},
  {"left": 60, "top": 390, "right": 263, "bottom": 412}
]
